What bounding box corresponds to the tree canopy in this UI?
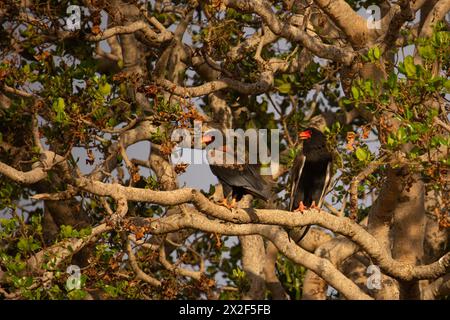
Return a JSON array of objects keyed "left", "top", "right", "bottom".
[{"left": 0, "top": 0, "right": 449, "bottom": 300}]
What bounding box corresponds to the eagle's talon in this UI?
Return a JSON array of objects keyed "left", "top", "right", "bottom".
[
  {"left": 218, "top": 198, "right": 228, "bottom": 207},
  {"left": 218, "top": 198, "right": 237, "bottom": 209},
  {"left": 294, "top": 201, "right": 307, "bottom": 213}
]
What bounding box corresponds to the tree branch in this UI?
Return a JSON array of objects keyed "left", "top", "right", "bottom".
[
  {"left": 313, "top": 0, "right": 369, "bottom": 46},
  {"left": 221, "top": 0, "right": 355, "bottom": 65},
  {"left": 86, "top": 20, "right": 171, "bottom": 43},
  {"left": 71, "top": 179, "right": 450, "bottom": 282},
  {"left": 420, "top": 0, "right": 450, "bottom": 37},
  {"left": 154, "top": 71, "right": 273, "bottom": 97}
]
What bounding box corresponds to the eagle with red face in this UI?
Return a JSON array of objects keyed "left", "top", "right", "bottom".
[{"left": 289, "top": 127, "right": 333, "bottom": 241}]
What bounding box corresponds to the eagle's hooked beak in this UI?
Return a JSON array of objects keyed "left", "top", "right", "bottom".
[
  {"left": 201, "top": 135, "right": 215, "bottom": 145},
  {"left": 299, "top": 130, "right": 312, "bottom": 140}
]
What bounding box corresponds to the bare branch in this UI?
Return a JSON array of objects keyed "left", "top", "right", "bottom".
[
  {"left": 422, "top": 273, "right": 450, "bottom": 299},
  {"left": 238, "top": 195, "right": 266, "bottom": 299},
  {"left": 126, "top": 239, "right": 162, "bottom": 286},
  {"left": 350, "top": 157, "right": 386, "bottom": 219},
  {"left": 222, "top": 0, "right": 355, "bottom": 65},
  {"left": 74, "top": 178, "right": 450, "bottom": 282},
  {"left": 420, "top": 0, "right": 450, "bottom": 37},
  {"left": 313, "top": 0, "right": 369, "bottom": 46},
  {"left": 434, "top": 117, "right": 450, "bottom": 133},
  {"left": 391, "top": 175, "right": 426, "bottom": 299},
  {"left": 159, "top": 242, "right": 203, "bottom": 280},
  {"left": 3, "top": 85, "right": 35, "bottom": 98},
  {"left": 154, "top": 71, "right": 273, "bottom": 97},
  {"left": 144, "top": 212, "right": 373, "bottom": 299},
  {"left": 0, "top": 151, "right": 68, "bottom": 184},
  {"left": 303, "top": 236, "right": 360, "bottom": 300},
  {"left": 86, "top": 20, "right": 171, "bottom": 43},
  {"left": 263, "top": 242, "right": 289, "bottom": 300}
]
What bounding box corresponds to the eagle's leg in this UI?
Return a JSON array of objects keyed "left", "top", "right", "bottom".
[
  {"left": 294, "top": 201, "right": 306, "bottom": 212},
  {"left": 229, "top": 197, "right": 237, "bottom": 208},
  {"left": 218, "top": 198, "right": 229, "bottom": 207},
  {"left": 218, "top": 197, "right": 237, "bottom": 209},
  {"left": 310, "top": 200, "right": 318, "bottom": 209}
]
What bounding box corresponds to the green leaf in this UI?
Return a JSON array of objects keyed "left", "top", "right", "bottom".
[
  {"left": 52, "top": 97, "right": 67, "bottom": 124},
  {"left": 373, "top": 47, "right": 381, "bottom": 60},
  {"left": 103, "top": 285, "right": 119, "bottom": 298},
  {"left": 277, "top": 82, "right": 291, "bottom": 94},
  {"left": 404, "top": 107, "right": 413, "bottom": 120},
  {"left": 60, "top": 225, "right": 73, "bottom": 237},
  {"left": 53, "top": 97, "right": 65, "bottom": 112},
  {"left": 418, "top": 45, "right": 435, "bottom": 60},
  {"left": 286, "top": 74, "right": 296, "bottom": 82},
  {"left": 99, "top": 82, "right": 111, "bottom": 96},
  {"left": 351, "top": 86, "right": 360, "bottom": 100},
  {"left": 432, "top": 31, "right": 449, "bottom": 47},
  {"left": 342, "top": 98, "right": 352, "bottom": 105},
  {"left": 409, "top": 134, "right": 419, "bottom": 142},
  {"left": 367, "top": 48, "right": 374, "bottom": 62},
  {"left": 355, "top": 147, "right": 368, "bottom": 162},
  {"left": 397, "top": 127, "right": 407, "bottom": 142},
  {"left": 404, "top": 56, "right": 417, "bottom": 78},
  {"left": 23, "top": 64, "right": 31, "bottom": 74},
  {"left": 79, "top": 227, "right": 92, "bottom": 237},
  {"left": 444, "top": 80, "right": 450, "bottom": 92},
  {"left": 68, "top": 289, "right": 88, "bottom": 300},
  {"left": 60, "top": 225, "right": 79, "bottom": 238},
  {"left": 431, "top": 135, "right": 448, "bottom": 147},
  {"left": 364, "top": 80, "right": 374, "bottom": 96},
  {"left": 17, "top": 238, "right": 30, "bottom": 252},
  {"left": 17, "top": 237, "right": 40, "bottom": 252}
]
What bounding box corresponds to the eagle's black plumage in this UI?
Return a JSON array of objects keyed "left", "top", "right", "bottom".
[
  {"left": 202, "top": 134, "right": 271, "bottom": 202},
  {"left": 210, "top": 163, "right": 271, "bottom": 201},
  {"left": 289, "top": 127, "right": 332, "bottom": 241}
]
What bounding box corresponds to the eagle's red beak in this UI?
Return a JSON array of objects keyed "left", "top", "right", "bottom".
[
  {"left": 299, "top": 130, "right": 312, "bottom": 140},
  {"left": 201, "top": 135, "right": 215, "bottom": 145}
]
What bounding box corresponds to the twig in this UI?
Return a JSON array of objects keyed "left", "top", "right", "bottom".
[
  {"left": 434, "top": 117, "right": 450, "bottom": 133},
  {"left": 350, "top": 157, "right": 386, "bottom": 220},
  {"left": 159, "top": 243, "right": 203, "bottom": 280},
  {"left": 126, "top": 239, "right": 161, "bottom": 286}
]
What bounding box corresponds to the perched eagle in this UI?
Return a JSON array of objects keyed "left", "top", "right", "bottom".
[
  {"left": 289, "top": 127, "right": 332, "bottom": 241},
  {"left": 202, "top": 134, "right": 271, "bottom": 207}
]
